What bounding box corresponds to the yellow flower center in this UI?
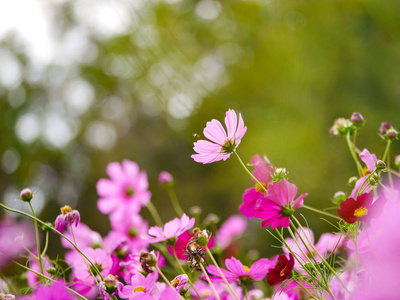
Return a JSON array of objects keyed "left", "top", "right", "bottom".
[
  {"left": 243, "top": 265, "right": 250, "bottom": 273},
  {"left": 202, "top": 289, "right": 211, "bottom": 296},
  {"left": 133, "top": 286, "right": 146, "bottom": 293},
  {"left": 172, "top": 278, "right": 180, "bottom": 288},
  {"left": 362, "top": 167, "right": 370, "bottom": 177},
  {"left": 280, "top": 266, "right": 287, "bottom": 277},
  {"left": 60, "top": 205, "right": 72, "bottom": 214},
  {"left": 354, "top": 207, "right": 368, "bottom": 218},
  {"left": 255, "top": 182, "right": 267, "bottom": 193}
]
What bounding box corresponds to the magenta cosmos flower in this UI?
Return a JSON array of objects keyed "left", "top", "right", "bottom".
[
  {"left": 239, "top": 155, "right": 274, "bottom": 218},
  {"left": 119, "top": 272, "right": 158, "bottom": 299},
  {"left": 146, "top": 213, "right": 195, "bottom": 244},
  {"left": 254, "top": 179, "right": 308, "bottom": 229},
  {"left": 97, "top": 160, "right": 151, "bottom": 216},
  {"left": 205, "top": 256, "right": 277, "bottom": 285},
  {"left": 192, "top": 109, "right": 247, "bottom": 164},
  {"left": 33, "top": 280, "right": 75, "bottom": 300},
  {"left": 337, "top": 192, "right": 384, "bottom": 223},
  {"left": 168, "top": 230, "right": 214, "bottom": 260}
]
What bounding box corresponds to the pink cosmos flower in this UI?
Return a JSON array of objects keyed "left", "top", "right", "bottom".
[
  {"left": 170, "top": 274, "right": 189, "bottom": 292},
  {"left": 350, "top": 149, "right": 377, "bottom": 199},
  {"left": 192, "top": 109, "right": 247, "bottom": 164},
  {"left": 32, "top": 280, "right": 75, "bottom": 300},
  {"left": 191, "top": 281, "right": 243, "bottom": 299},
  {"left": 54, "top": 205, "right": 80, "bottom": 232},
  {"left": 119, "top": 272, "right": 158, "bottom": 299},
  {"left": 205, "top": 256, "right": 277, "bottom": 285},
  {"left": 283, "top": 227, "right": 343, "bottom": 269},
  {"left": 97, "top": 160, "right": 151, "bottom": 215},
  {"left": 145, "top": 213, "right": 195, "bottom": 244},
  {"left": 239, "top": 155, "right": 274, "bottom": 218},
  {"left": 254, "top": 179, "right": 308, "bottom": 229},
  {"left": 168, "top": 231, "right": 214, "bottom": 260},
  {"left": 215, "top": 215, "right": 247, "bottom": 250}
]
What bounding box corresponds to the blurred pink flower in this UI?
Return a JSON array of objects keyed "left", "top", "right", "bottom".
[
  {"left": 254, "top": 179, "right": 308, "bottom": 229},
  {"left": 192, "top": 109, "right": 247, "bottom": 164},
  {"left": 97, "top": 160, "right": 151, "bottom": 216},
  {"left": 205, "top": 256, "right": 277, "bottom": 285},
  {"left": 239, "top": 155, "right": 274, "bottom": 218},
  {"left": 215, "top": 215, "right": 247, "bottom": 250},
  {"left": 61, "top": 222, "right": 103, "bottom": 251},
  {"left": 158, "top": 171, "right": 174, "bottom": 185},
  {"left": 350, "top": 149, "right": 377, "bottom": 199},
  {"left": 32, "top": 280, "right": 75, "bottom": 300},
  {"left": 145, "top": 213, "right": 195, "bottom": 244}
]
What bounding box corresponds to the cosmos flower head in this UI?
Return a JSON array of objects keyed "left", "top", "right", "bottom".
[
  {"left": 192, "top": 109, "right": 247, "bottom": 164},
  {"left": 97, "top": 160, "right": 151, "bottom": 216},
  {"left": 337, "top": 192, "right": 384, "bottom": 224},
  {"left": 54, "top": 205, "right": 80, "bottom": 232},
  {"left": 255, "top": 179, "right": 308, "bottom": 229},
  {"left": 267, "top": 253, "right": 295, "bottom": 286}
]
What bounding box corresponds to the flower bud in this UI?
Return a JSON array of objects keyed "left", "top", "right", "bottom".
[
  {"left": 204, "top": 213, "right": 219, "bottom": 226},
  {"left": 329, "top": 118, "right": 353, "bottom": 135},
  {"left": 41, "top": 222, "right": 53, "bottom": 232},
  {"left": 348, "top": 176, "right": 358, "bottom": 188},
  {"left": 271, "top": 168, "right": 287, "bottom": 182},
  {"left": 376, "top": 160, "right": 386, "bottom": 170},
  {"left": 158, "top": 171, "right": 174, "bottom": 186},
  {"left": 387, "top": 129, "right": 398, "bottom": 139},
  {"left": 395, "top": 155, "right": 400, "bottom": 169},
  {"left": 20, "top": 188, "right": 33, "bottom": 202},
  {"left": 379, "top": 121, "right": 392, "bottom": 135},
  {"left": 350, "top": 112, "right": 364, "bottom": 125},
  {"left": 192, "top": 228, "right": 209, "bottom": 246},
  {"left": 189, "top": 206, "right": 202, "bottom": 216},
  {"left": 139, "top": 251, "right": 158, "bottom": 273},
  {"left": 332, "top": 191, "right": 347, "bottom": 205}
]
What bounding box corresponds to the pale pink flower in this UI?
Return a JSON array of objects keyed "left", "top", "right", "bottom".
[
  {"left": 145, "top": 213, "right": 195, "bottom": 244},
  {"left": 192, "top": 109, "right": 247, "bottom": 164},
  {"left": 254, "top": 179, "right": 308, "bottom": 229},
  {"left": 97, "top": 160, "right": 151, "bottom": 215},
  {"left": 350, "top": 148, "right": 377, "bottom": 199},
  {"left": 215, "top": 215, "right": 247, "bottom": 250},
  {"left": 170, "top": 274, "right": 188, "bottom": 292},
  {"left": 119, "top": 272, "right": 158, "bottom": 300},
  {"left": 32, "top": 280, "right": 75, "bottom": 300}
]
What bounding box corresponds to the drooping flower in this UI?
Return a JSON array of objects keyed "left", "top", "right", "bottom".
[
  {"left": 145, "top": 213, "right": 195, "bottom": 244},
  {"left": 267, "top": 253, "right": 295, "bottom": 286},
  {"left": 97, "top": 160, "right": 151, "bottom": 216},
  {"left": 283, "top": 227, "right": 343, "bottom": 269},
  {"left": 337, "top": 192, "right": 384, "bottom": 223},
  {"left": 254, "top": 179, "right": 308, "bottom": 229},
  {"left": 350, "top": 149, "right": 377, "bottom": 199},
  {"left": 54, "top": 205, "right": 80, "bottom": 232},
  {"left": 239, "top": 155, "right": 274, "bottom": 218},
  {"left": 170, "top": 274, "right": 189, "bottom": 293},
  {"left": 119, "top": 272, "right": 158, "bottom": 300},
  {"left": 191, "top": 109, "right": 247, "bottom": 164},
  {"left": 205, "top": 256, "right": 277, "bottom": 285},
  {"left": 215, "top": 215, "right": 247, "bottom": 250}
]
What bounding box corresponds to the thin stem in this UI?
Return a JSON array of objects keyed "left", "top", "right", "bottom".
[
  {"left": 244, "top": 285, "right": 248, "bottom": 300},
  {"left": 302, "top": 205, "right": 341, "bottom": 220},
  {"left": 199, "top": 263, "right": 221, "bottom": 300},
  {"left": 346, "top": 132, "right": 363, "bottom": 177},
  {"left": 234, "top": 151, "right": 268, "bottom": 194},
  {"left": 172, "top": 246, "right": 202, "bottom": 300},
  {"left": 154, "top": 265, "right": 184, "bottom": 299},
  {"left": 14, "top": 261, "right": 89, "bottom": 300},
  {"left": 291, "top": 278, "right": 318, "bottom": 300},
  {"left": 382, "top": 139, "right": 392, "bottom": 162},
  {"left": 147, "top": 201, "right": 163, "bottom": 227},
  {"left": 0, "top": 203, "right": 104, "bottom": 281},
  {"left": 41, "top": 231, "right": 49, "bottom": 256},
  {"left": 28, "top": 201, "right": 44, "bottom": 277},
  {"left": 383, "top": 140, "right": 394, "bottom": 188},
  {"left": 167, "top": 187, "right": 185, "bottom": 217},
  {"left": 205, "top": 246, "right": 240, "bottom": 300}
]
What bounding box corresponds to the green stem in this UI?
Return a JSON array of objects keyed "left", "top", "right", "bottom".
[
  {"left": 205, "top": 246, "right": 240, "bottom": 300},
  {"left": 383, "top": 140, "right": 394, "bottom": 188},
  {"left": 28, "top": 201, "right": 44, "bottom": 277},
  {"left": 346, "top": 132, "right": 363, "bottom": 177},
  {"left": 172, "top": 246, "right": 202, "bottom": 300},
  {"left": 0, "top": 203, "right": 104, "bottom": 281},
  {"left": 147, "top": 201, "right": 163, "bottom": 227},
  {"left": 302, "top": 205, "right": 341, "bottom": 220},
  {"left": 167, "top": 187, "right": 185, "bottom": 217},
  {"left": 244, "top": 285, "right": 248, "bottom": 300},
  {"left": 234, "top": 151, "right": 268, "bottom": 194},
  {"left": 382, "top": 139, "right": 392, "bottom": 162},
  {"left": 41, "top": 231, "right": 49, "bottom": 256},
  {"left": 199, "top": 263, "right": 221, "bottom": 300}
]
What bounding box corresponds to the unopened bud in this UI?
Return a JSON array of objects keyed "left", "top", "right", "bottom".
[
  {"left": 350, "top": 112, "right": 364, "bottom": 125},
  {"left": 272, "top": 168, "right": 287, "bottom": 182},
  {"left": 192, "top": 229, "right": 209, "bottom": 246},
  {"left": 139, "top": 251, "right": 158, "bottom": 273},
  {"left": 20, "top": 188, "right": 33, "bottom": 202},
  {"left": 204, "top": 213, "right": 219, "bottom": 226},
  {"left": 376, "top": 160, "right": 386, "bottom": 170},
  {"left": 387, "top": 129, "right": 398, "bottom": 139},
  {"left": 333, "top": 191, "right": 347, "bottom": 205},
  {"left": 379, "top": 121, "right": 392, "bottom": 135},
  {"left": 158, "top": 171, "right": 174, "bottom": 186},
  {"left": 189, "top": 206, "right": 202, "bottom": 216},
  {"left": 348, "top": 176, "right": 358, "bottom": 188},
  {"left": 330, "top": 118, "right": 353, "bottom": 135},
  {"left": 395, "top": 155, "right": 400, "bottom": 169},
  {"left": 41, "top": 222, "right": 53, "bottom": 232}
]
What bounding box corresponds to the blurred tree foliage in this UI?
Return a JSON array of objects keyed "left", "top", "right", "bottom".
[{"left": 0, "top": 0, "right": 400, "bottom": 259}]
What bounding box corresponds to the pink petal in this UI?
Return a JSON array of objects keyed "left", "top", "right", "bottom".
[
  {"left": 96, "top": 179, "right": 119, "bottom": 197},
  {"left": 106, "top": 162, "right": 125, "bottom": 181},
  {"left": 203, "top": 119, "right": 227, "bottom": 146},
  {"left": 97, "top": 197, "right": 120, "bottom": 214},
  {"left": 359, "top": 149, "right": 377, "bottom": 172},
  {"left": 225, "top": 257, "right": 246, "bottom": 276},
  {"left": 224, "top": 109, "right": 238, "bottom": 140}
]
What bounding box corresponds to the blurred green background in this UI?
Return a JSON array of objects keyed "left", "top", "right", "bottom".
[{"left": 1, "top": 0, "right": 400, "bottom": 260}]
